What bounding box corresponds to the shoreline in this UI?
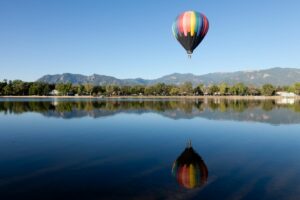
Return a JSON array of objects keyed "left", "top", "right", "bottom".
[{"left": 0, "top": 95, "right": 299, "bottom": 100}]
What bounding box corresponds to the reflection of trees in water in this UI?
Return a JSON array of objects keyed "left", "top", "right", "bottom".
[
  {"left": 0, "top": 101, "right": 55, "bottom": 114},
  {"left": 0, "top": 100, "right": 201, "bottom": 114},
  {"left": 0, "top": 99, "right": 299, "bottom": 123},
  {"left": 295, "top": 104, "right": 300, "bottom": 112},
  {"left": 206, "top": 100, "right": 265, "bottom": 113},
  {"left": 261, "top": 100, "right": 276, "bottom": 111}
]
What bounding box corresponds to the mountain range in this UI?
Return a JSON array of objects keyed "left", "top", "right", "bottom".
[{"left": 37, "top": 67, "right": 300, "bottom": 86}]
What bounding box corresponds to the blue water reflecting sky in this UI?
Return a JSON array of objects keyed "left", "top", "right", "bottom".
[{"left": 0, "top": 99, "right": 300, "bottom": 199}]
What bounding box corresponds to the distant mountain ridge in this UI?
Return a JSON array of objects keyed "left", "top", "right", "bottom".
[{"left": 37, "top": 67, "right": 300, "bottom": 86}]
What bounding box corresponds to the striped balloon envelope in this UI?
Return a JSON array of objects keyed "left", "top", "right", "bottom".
[
  {"left": 172, "top": 11, "right": 209, "bottom": 57},
  {"left": 172, "top": 143, "right": 208, "bottom": 189}
]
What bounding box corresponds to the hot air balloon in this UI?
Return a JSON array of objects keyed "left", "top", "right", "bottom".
[
  {"left": 172, "top": 141, "right": 208, "bottom": 189},
  {"left": 172, "top": 11, "right": 209, "bottom": 58}
]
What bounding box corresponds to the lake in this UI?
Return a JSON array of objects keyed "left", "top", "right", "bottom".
[{"left": 0, "top": 98, "right": 300, "bottom": 200}]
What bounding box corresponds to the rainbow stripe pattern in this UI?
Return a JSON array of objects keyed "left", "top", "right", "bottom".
[
  {"left": 172, "top": 11, "right": 209, "bottom": 54},
  {"left": 172, "top": 146, "right": 208, "bottom": 189},
  {"left": 172, "top": 162, "right": 208, "bottom": 189}
]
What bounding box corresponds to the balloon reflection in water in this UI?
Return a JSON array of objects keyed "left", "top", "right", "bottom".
[{"left": 172, "top": 142, "right": 208, "bottom": 189}]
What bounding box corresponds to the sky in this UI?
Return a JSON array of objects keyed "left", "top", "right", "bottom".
[{"left": 0, "top": 0, "right": 300, "bottom": 81}]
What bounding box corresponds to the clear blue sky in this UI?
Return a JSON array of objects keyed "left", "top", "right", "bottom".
[{"left": 0, "top": 0, "right": 299, "bottom": 81}]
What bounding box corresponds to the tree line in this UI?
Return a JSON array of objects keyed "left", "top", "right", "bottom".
[{"left": 0, "top": 79, "right": 300, "bottom": 96}]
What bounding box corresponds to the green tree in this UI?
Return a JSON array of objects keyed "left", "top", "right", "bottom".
[
  {"left": 0, "top": 80, "right": 8, "bottom": 95},
  {"left": 55, "top": 83, "right": 72, "bottom": 95},
  {"left": 193, "top": 84, "right": 204, "bottom": 95},
  {"left": 120, "top": 86, "right": 131, "bottom": 95},
  {"left": 29, "top": 83, "right": 44, "bottom": 95},
  {"left": 113, "top": 85, "right": 121, "bottom": 95},
  {"left": 170, "top": 87, "right": 180, "bottom": 96},
  {"left": 288, "top": 86, "right": 295, "bottom": 93},
  {"left": 180, "top": 82, "right": 193, "bottom": 95},
  {"left": 12, "top": 80, "right": 25, "bottom": 95},
  {"left": 282, "top": 85, "right": 290, "bottom": 92},
  {"left": 3, "top": 82, "right": 13, "bottom": 95},
  {"left": 84, "top": 84, "right": 94, "bottom": 96},
  {"left": 92, "top": 86, "right": 106, "bottom": 96},
  {"left": 77, "top": 85, "right": 85, "bottom": 95},
  {"left": 235, "top": 83, "right": 248, "bottom": 95},
  {"left": 248, "top": 85, "right": 261, "bottom": 96},
  {"left": 43, "top": 84, "right": 50, "bottom": 95},
  {"left": 261, "top": 84, "right": 275, "bottom": 96},
  {"left": 144, "top": 85, "right": 155, "bottom": 95},
  {"left": 105, "top": 85, "right": 113, "bottom": 96},
  {"left": 219, "top": 83, "right": 229, "bottom": 95},
  {"left": 106, "top": 85, "right": 119, "bottom": 96},
  {"left": 208, "top": 85, "right": 220, "bottom": 95},
  {"left": 294, "top": 83, "right": 300, "bottom": 95},
  {"left": 55, "top": 83, "right": 65, "bottom": 95},
  {"left": 65, "top": 83, "right": 72, "bottom": 95},
  {"left": 130, "top": 85, "right": 145, "bottom": 95},
  {"left": 151, "top": 83, "right": 167, "bottom": 95},
  {"left": 229, "top": 85, "right": 237, "bottom": 95},
  {"left": 230, "top": 83, "right": 248, "bottom": 95}
]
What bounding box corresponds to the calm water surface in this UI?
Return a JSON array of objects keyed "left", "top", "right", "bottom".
[{"left": 0, "top": 98, "right": 300, "bottom": 200}]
